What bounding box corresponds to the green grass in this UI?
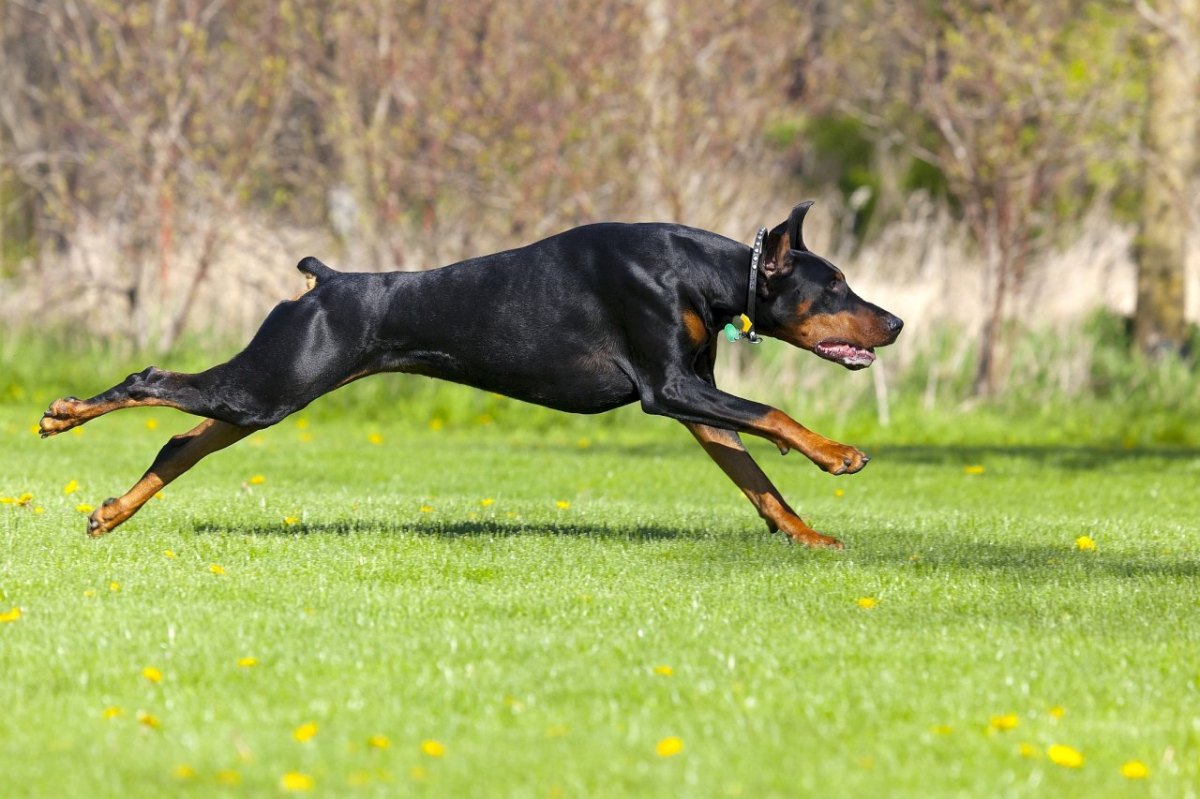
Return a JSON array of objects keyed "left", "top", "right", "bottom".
[{"left": 2, "top": 398, "right": 1199, "bottom": 798}]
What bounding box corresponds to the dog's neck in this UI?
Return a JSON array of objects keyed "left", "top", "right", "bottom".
[{"left": 701, "top": 233, "right": 770, "bottom": 341}]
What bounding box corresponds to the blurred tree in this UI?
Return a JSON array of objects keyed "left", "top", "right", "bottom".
[
  {"left": 816, "top": 1, "right": 1142, "bottom": 394},
  {"left": 1134, "top": 0, "right": 1198, "bottom": 359},
  {"left": 0, "top": 1, "right": 301, "bottom": 350}
]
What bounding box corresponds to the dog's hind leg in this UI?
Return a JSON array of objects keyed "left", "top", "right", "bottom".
[
  {"left": 39, "top": 367, "right": 223, "bottom": 437},
  {"left": 41, "top": 289, "right": 362, "bottom": 437},
  {"left": 685, "top": 422, "right": 844, "bottom": 549},
  {"left": 86, "top": 418, "right": 254, "bottom": 537}
]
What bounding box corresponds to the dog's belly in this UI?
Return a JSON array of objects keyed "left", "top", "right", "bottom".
[{"left": 392, "top": 349, "right": 638, "bottom": 414}]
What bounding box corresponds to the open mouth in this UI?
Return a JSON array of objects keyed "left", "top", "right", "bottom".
[{"left": 813, "top": 340, "right": 876, "bottom": 370}]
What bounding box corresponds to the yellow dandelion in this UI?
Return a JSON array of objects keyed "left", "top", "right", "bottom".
[
  {"left": 409, "top": 766, "right": 429, "bottom": 781},
  {"left": 70, "top": 427, "right": 83, "bottom": 437},
  {"left": 145, "top": 418, "right": 159, "bottom": 431},
  {"left": 421, "top": 739, "right": 446, "bottom": 758},
  {"left": 429, "top": 418, "right": 444, "bottom": 431},
  {"left": 0, "top": 607, "right": 21, "bottom": 623},
  {"left": 556, "top": 500, "right": 571, "bottom": 510},
  {"left": 367, "top": 432, "right": 383, "bottom": 445},
  {"left": 284, "top": 516, "right": 300, "bottom": 525},
  {"left": 84, "top": 589, "right": 97, "bottom": 599},
  {"left": 367, "top": 734, "right": 390, "bottom": 749},
  {"left": 1048, "top": 705, "right": 1066, "bottom": 719},
  {"left": 143, "top": 666, "right": 163, "bottom": 684},
  {"left": 1120, "top": 760, "right": 1149, "bottom": 780},
  {"left": 293, "top": 721, "right": 319, "bottom": 742},
  {"left": 102, "top": 706, "right": 122, "bottom": 720},
  {"left": 655, "top": 736, "right": 684, "bottom": 758},
  {"left": 577, "top": 437, "right": 591, "bottom": 449},
  {"left": 63, "top": 480, "right": 79, "bottom": 495},
  {"left": 1047, "top": 743, "right": 1084, "bottom": 768},
  {"left": 154, "top": 491, "right": 165, "bottom": 500},
  {"left": 216, "top": 770, "right": 241, "bottom": 786},
  {"left": 834, "top": 488, "right": 845, "bottom": 498},
  {"left": 964, "top": 465, "right": 986, "bottom": 475},
  {"left": 16, "top": 492, "right": 34, "bottom": 506},
  {"left": 210, "top": 563, "right": 226, "bottom": 575},
  {"left": 248, "top": 475, "right": 266, "bottom": 485},
  {"left": 295, "top": 417, "right": 310, "bottom": 430},
  {"left": 280, "top": 772, "right": 315, "bottom": 792},
  {"left": 1018, "top": 742, "right": 1039, "bottom": 759},
  {"left": 33, "top": 506, "right": 44, "bottom": 514},
  {"left": 76, "top": 503, "right": 94, "bottom": 514},
  {"left": 137, "top": 710, "right": 161, "bottom": 728},
  {"left": 109, "top": 581, "right": 121, "bottom": 593},
  {"left": 238, "top": 656, "right": 258, "bottom": 668},
  {"left": 654, "top": 665, "right": 674, "bottom": 677},
  {"left": 419, "top": 504, "right": 434, "bottom": 513},
  {"left": 163, "top": 549, "right": 177, "bottom": 559},
  {"left": 29, "top": 424, "right": 40, "bottom": 435},
  {"left": 857, "top": 597, "right": 878, "bottom": 610},
  {"left": 480, "top": 498, "right": 495, "bottom": 507},
  {"left": 172, "top": 764, "right": 197, "bottom": 780},
  {"left": 989, "top": 713, "right": 1019, "bottom": 732},
  {"left": 929, "top": 724, "right": 954, "bottom": 735},
  {"left": 1075, "top": 535, "right": 1096, "bottom": 552},
  {"left": 299, "top": 432, "right": 315, "bottom": 443}
]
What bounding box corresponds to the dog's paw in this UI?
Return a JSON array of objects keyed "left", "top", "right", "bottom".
[
  {"left": 812, "top": 442, "right": 870, "bottom": 475},
  {"left": 777, "top": 519, "right": 845, "bottom": 549},
  {"left": 39, "top": 397, "right": 86, "bottom": 438},
  {"left": 86, "top": 498, "right": 120, "bottom": 538}
]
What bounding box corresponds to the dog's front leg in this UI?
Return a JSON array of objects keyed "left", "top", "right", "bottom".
[
  {"left": 640, "top": 375, "right": 868, "bottom": 475},
  {"left": 754, "top": 409, "right": 870, "bottom": 475},
  {"left": 685, "top": 423, "right": 844, "bottom": 549}
]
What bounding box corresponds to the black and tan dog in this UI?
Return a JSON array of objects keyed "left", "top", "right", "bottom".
[{"left": 41, "top": 201, "right": 901, "bottom": 548}]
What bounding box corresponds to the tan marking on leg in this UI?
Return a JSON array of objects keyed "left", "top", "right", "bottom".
[
  {"left": 753, "top": 409, "right": 869, "bottom": 475},
  {"left": 87, "top": 419, "right": 254, "bottom": 537},
  {"left": 40, "top": 395, "right": 181, "bottom": 438},
  {"left": 686, "top": 423, "right": 842, "bottom": 548}
]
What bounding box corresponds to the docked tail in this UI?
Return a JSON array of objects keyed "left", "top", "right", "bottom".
[{"left": 296, "top": 256, "right": 339, "bottom": 291}]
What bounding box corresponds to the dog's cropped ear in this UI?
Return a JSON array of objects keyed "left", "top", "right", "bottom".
[
  {"left": 761, "top": 200, "right": 814, "bottom": 282},
  {"left": 787, "top": 200, "right": 813, "bottom": 253}
]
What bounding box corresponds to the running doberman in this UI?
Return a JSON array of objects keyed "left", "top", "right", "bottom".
[{"left": 40, "top": 201, "right": 901, "bottom": 548}]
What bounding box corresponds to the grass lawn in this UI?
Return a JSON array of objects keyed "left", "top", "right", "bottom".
[{"left": 1, "top": 400, "right": 1198, "bottom": 798}]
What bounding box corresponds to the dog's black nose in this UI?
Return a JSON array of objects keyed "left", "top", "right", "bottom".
[{"left": 886, "top": 314, "right": 904, "bottom": 335}]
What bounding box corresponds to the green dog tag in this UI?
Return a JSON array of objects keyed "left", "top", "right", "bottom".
[{"left": 723, "top": 323, "right": 740, "bottom": 342}]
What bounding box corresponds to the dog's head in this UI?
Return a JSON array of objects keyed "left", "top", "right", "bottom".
[{"left": 755, "top": 201, "right": 902, "bottom": 369}]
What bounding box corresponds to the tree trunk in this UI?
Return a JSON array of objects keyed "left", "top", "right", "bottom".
[{"left": 1134, "top": 2, "right": 1198, "bottom": 358}]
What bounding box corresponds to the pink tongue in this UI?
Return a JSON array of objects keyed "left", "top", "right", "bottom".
[{"left": 818, "top": 343, "right": 875, "bottom": 366}]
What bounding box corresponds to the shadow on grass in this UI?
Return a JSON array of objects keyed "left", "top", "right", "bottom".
[
  {"left": 858, "top": 444, "right": 1200, "bottom": 470},
  {"left": 192, "top": 517, "right": 1200, "bottom": 580},
  {"left": 193, "top": 517, "right": 688, "bottom": 541},
  {"left": 850, "top": 537, "right": 1200, "bottom": 580}
]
